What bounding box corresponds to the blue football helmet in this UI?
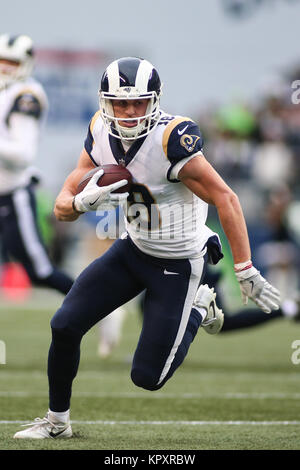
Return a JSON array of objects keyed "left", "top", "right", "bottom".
[{"left": 99, "top": 57, "right": 162, "bottom": 140}]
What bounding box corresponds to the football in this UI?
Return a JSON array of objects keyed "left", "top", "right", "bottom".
[{"left": 76, "top": 164, "right": 132, "bottom": 194}]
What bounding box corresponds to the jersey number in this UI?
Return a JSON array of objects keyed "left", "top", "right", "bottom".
[{"left": 127, "top": 184, "right": 160, "bottom": 230}]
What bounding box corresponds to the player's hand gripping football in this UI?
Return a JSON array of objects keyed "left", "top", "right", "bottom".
[
  {"left": 235, "top": 263, "right": 281, "bottom": 314},
  {"left": 73, "top": 169, "right": 129, "bottom": 212}
]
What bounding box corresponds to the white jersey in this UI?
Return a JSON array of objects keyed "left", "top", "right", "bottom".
[
  {"left": 85, "top": 110, "right": 220, "bottom": 259},
  {"left": 0, "top": 78, "right": 48, "bottom": 194}
]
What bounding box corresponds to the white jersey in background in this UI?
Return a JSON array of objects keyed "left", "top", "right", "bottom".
[
  {"left": 0, "top": 77, "right": 48, "bottom": 194},
  {"left": 84, "top": 110, "right": 219, "bottom": 259}
]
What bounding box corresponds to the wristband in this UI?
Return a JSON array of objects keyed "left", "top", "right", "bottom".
[
  {"left": 235, "top": 265, "right": 258, "bottom": 281},
  {"left": 234, "top": 260, "right": 253, "bottom": 272}
]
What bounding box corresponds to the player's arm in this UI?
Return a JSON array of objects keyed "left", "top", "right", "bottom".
[
  {"left": 164, "top": 118, "right": 250, "bottom": 262},
  {"left": 179, "top": 155, "right": 280, "bottom": 313},
  {"left": 54, "top": 148, "right": 96, "bottom": 221},
  {"left": 179, "top": 155, "right": 251, "bottom": 264},
  {"left": 54, "top": 148, "right": 128, "bottom": 222},
  {"left": 0, "top": 94, "right": 42, "bottom": 169}
]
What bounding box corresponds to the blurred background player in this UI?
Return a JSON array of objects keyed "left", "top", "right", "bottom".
[{"left": 0, "top": 34, "right": 73, "bottom": 295}]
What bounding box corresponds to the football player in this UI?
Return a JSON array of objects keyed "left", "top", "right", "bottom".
[
  {"left": 0, "top": 34, "right": 73, "bottom": 295},
  {"left": 14, "top": 57, "right": 280, "bottom": 439}
]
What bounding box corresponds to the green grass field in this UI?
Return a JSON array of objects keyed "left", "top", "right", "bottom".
[{"left": 1, "top": 289, "right": 300, "bottom": 450}]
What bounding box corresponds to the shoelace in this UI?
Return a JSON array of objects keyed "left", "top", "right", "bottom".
[
  {"left": 21, "top": 417, "right": 50, "bottom": 427},
  {"left": 21, "top": 416, "right": 66, "bottom": 431}
]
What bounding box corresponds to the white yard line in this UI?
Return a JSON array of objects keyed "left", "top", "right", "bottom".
[
  {"left": 1, "top": 391, "right": 300, "bottom": 399},
  {"left": 1, "top": 420, "right": 300, "bottom": 426}
]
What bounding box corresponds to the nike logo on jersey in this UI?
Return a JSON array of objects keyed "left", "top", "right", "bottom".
[
  {"left": 177, "top": 125, "right": 189, "bottom": 135},
  {"left": 164, "top": 269, "right": 179, "bottom": 275}
]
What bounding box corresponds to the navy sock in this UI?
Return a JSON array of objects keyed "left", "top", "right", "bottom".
[
  {"left": 221, "top": 308, "right": 282, "bottom": 332},
  {"left": 33, "top": 269, "right": 73, "bottom": 295}
]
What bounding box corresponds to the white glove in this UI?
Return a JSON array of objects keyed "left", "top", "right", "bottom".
[
  {"left": 235, "top": 264, "right": 281, "bottom": 314},
  {"left": 73, "top": 169, "right": 129, "bottom": 213}
]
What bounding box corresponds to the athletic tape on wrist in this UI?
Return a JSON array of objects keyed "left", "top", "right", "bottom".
[{"left": 234, "top": 260, "right": 253, "bottom": 272}]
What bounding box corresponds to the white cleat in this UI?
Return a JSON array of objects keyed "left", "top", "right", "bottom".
[
  {"left": 13, "top": 412, "right": 72, "bottom": 439},
  {"left": 193, "top": 284, "right": 224, "bottom": 334}
]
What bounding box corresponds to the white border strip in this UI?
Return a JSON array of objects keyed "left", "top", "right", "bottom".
[{"left": 2, "top": 420, "right": 300, "bottom": 426}]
